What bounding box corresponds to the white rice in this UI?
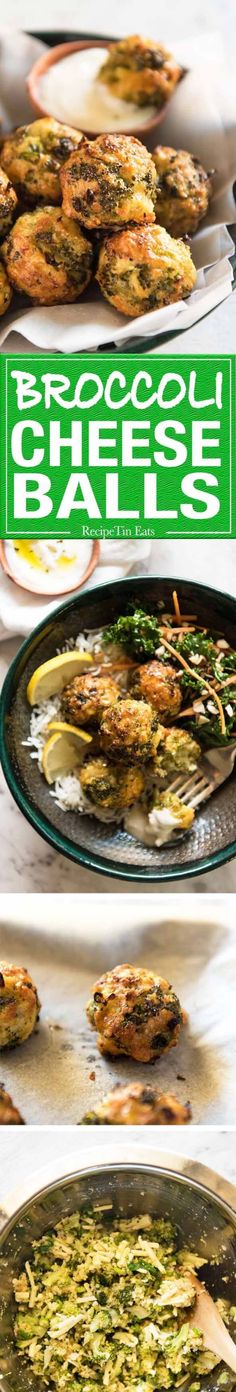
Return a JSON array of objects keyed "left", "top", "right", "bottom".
[{"left": 50, "top": 773, "right": 90, "bottom": 814}]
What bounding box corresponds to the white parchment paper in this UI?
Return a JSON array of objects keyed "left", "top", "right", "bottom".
[
  {"left": 0, "top": 895, "right": 235, "bottom": 1126},
  {"left": 0, "top": 29, "right": 235, "bottom": 350}
]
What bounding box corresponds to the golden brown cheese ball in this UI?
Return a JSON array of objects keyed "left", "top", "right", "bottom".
[
  {"left": 99, "top": 36, "right": 182, "bottom": 109},
  {"left": 131, "top": 660, "right": 182, "bottom": 721},
  {"left": 96, "top": 224, "right": 196, "bottom": 318},
  {"left": 0, "top": 165, "right": 18, "bottom": 239},
  {"left": 154, "top": 146, "right": 212, "bottom": 236},
  {"left": 87, "top": 963, "right": 183, "bottom": 1062},
  {"left": 0, "top": 964, "right": 40, "bottom": 1048},
  {"left": 0, "top": 1085, "right": 24, "bottom": 1125},
  {"left": 63, "top": 672, "right": 119, "bottom": 728},
  {"left": 61, "top": 133, "right": 156, "bottom": 229},
  {"left": 101, "top": 696, "right": 162, "bottom": 763},
  {"left": 0, "top": 262, "right": 12, "bottom": 315},
  {"left": 80, "top": 755, "right": 144, "bottom": 812},
  {"left": 0, "top": 118, "right": 83, "bottom": 206},
  {"left": 2, "top": 207, "right": 93, "bottom": 305},
  {"left": 82, "top": 1083, "right": 191, "bottom": 1125}
]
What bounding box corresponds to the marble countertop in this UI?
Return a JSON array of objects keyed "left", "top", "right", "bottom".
[
  {"left": 1, "top": 539, "right": 236, "bottom": 893},
  {"left": 0, "top": 1128, "right": 235, "bottom": 1212}
]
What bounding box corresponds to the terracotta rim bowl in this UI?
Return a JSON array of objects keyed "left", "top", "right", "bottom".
[
  {"left": 0, "top": 538, "right": 100, "bottom": 597},
  {"left": 27, "top": 37, "right": 185, "bottom": 140}
]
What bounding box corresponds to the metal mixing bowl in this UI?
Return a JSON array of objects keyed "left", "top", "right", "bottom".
[
  {"left": 1, "top": 574, "right": 236, "bottom": 879},
  {"left": 0, "top": 1158, "right": 236, "bottom": 1392}
]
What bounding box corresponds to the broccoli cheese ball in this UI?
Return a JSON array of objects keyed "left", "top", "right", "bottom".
[
  {"left": 99, "top": 36, "right": 182, "bottom": 109},
  {"left": 0, "top": 165, "right": 18, "bottom": 239},
  {"left": 0, "top": 118, "right": 83, "bottom": 206},
  {"left": 0, "top": 964, "right": 40, "bottom": 1048},
  {"left": 96, "top": 224, "right": 196, "bottom": 318},
  {"left": 154, "top": 146, "right": 212, "bottom": 237},
  {"left": 63, "top": 672, "right": 119, "bottom": 728},
  {"left": 2, "top": 207, "right": 93, "bottom": 305},
  {"left": 0, "top": 262, "right": 12, "bottom": 315},
  {"left": 150, "top": 790, "right": 195, "bottom": 832},
  {"left": 0, "top": 1085, "right": 24, "bottom": 1125},
  {"left": 100, "top": 697, "right": 162, "bottom": 763},
  {"left": 82, "top": 1083, "right": 191, "bottom": 1125},
  {"left": 155, "top": 727, "right": 201, "bottom": 777},
  {"left": 131, "top": 660, "right": 182, "bottom": 721},
  {"left": 87, "top": 963, "right": 183, "bottom": 1062},
  {"left": 80, "top": 755, "right": 144, "bottom": 812},
  {"left": 61, "top": 133, "right": 156, "bottom": 229}
]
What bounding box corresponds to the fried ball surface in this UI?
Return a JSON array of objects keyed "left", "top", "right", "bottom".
[
  {"left": 131, "top": 660, "right": 182, "bottom": 721},
  {"left": 61, "top": 134, "right": 156, "bottom": 229},
  {"left": 0, "top": 262, "right": 12, "bottom": 315},
  {"left": 82, "top": 1082, "right": 191, "bottom": 1125},
  {"left": 0, "top": 964, "right": 40, "bottom": 1048},
  {"left": 0, "top": 165, "right": 18, "bottom": 239},
  {"left": 87, "top": 964, "right": 183, "bottom": 1062},
  {"left": 0, "top": 1085, "right": 24, "bottom": 1125},
  {"left": 80, "top": 755, "right": 144, "bottom": 812},
  {"left": 155, "top": 727, "right": 200, "bottom": 776},
  {"left": 154, "top": 146, "right": 212, "bottom": 236},
  {"left": 96, "top": 224, "right": 196, "bottom": 317},
  {"left": 63, "top": 672, "right": 119, "bottom": 727},
  {"left": 99, "top": 36, "right": 182, "bottom": 109},
  {"left": 1, "top": 118, "right": 83, "bottom": 205},
  {"left": 2, "top": 206, "right": 93, "bottom": 305},
  {"left": 100, "top": 697, "right": 161, "bottom": 763}
]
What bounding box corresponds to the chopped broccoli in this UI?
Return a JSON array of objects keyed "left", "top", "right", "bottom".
[{"left": 14, "top": 1211, "right": 220, "bottom": 1392}]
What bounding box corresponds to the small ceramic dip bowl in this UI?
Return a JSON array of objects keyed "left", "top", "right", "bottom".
[
  {"left": 27, "top": 38, "right": 184, "bottom": 142},
  {"left": 0, "top": 537, "right": 100, "bottom": 597}
]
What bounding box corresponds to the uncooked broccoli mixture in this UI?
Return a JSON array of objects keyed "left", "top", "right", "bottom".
[{"left": 14, "top": 1210, "right": 224, "bottom": 1391}]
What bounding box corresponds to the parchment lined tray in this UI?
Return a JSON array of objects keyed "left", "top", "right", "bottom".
[{"left": 0, "top": 897, "right": 235, "bottom": 1126}]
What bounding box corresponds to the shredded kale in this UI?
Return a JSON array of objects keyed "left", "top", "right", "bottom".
[
  {"left": 104, "top": 608, "right": 161, "bottom": 658},
  {"left": 175, "top": 632, "right": 216, "bottom": 663}
]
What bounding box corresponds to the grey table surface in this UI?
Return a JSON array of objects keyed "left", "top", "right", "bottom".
[{"left": 4, "top": 0, "right": 236, "bottom": 64}]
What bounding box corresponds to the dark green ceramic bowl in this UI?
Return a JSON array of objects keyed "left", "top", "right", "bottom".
[{"left": 1, "top": 574, "right": 236, "bottom": 881}]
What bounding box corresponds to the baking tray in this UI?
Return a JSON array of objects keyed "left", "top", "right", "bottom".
[{"left": 0, "top": 896, "right": 235, "bottom": 1125}]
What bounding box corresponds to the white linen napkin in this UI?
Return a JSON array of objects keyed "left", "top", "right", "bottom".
[{"left": 0, "top": 539, "right": 151, "bottom": 638}]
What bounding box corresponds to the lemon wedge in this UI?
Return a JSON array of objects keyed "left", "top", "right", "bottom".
[
  {"left": 42, "top": 722, "right": 92, "bottom": 784},
  {"left": 27, "top": 650, "right": 92, "bottom": 706}
]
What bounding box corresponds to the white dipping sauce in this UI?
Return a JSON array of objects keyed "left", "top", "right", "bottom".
[
  {"left": 39, "top": 47, "right": 156, "bottom": 133},
  {"left": 124, "top": 803, "right": 181, "bottom": 849}
]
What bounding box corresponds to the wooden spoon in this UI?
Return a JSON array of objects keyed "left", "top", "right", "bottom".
[{"left": 189, "top": 1274, "right": 236, "bottom": 1374}]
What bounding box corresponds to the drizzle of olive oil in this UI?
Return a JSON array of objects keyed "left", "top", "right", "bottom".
[
  {"left": 13, "top": 542, "right": 77, "bottom": 571},
  {"left": 13, "top": 541, "right": 46, "bottom": 571}
]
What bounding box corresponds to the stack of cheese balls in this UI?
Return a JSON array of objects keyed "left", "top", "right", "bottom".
[{"left": 0, "top": 104, "right": 212, "bottom": 319}]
